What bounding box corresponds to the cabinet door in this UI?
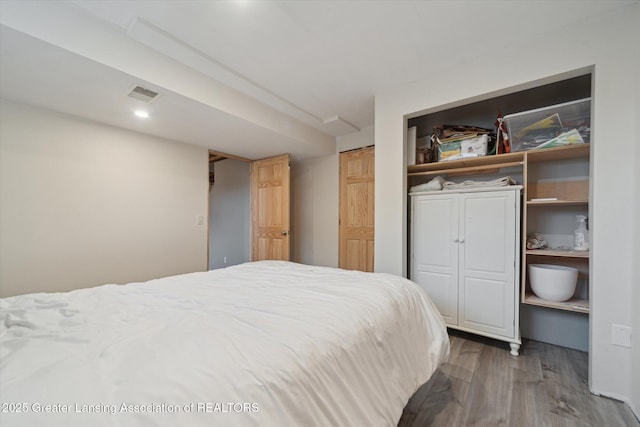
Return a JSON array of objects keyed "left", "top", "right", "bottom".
[
  {"left": 458, "top": 190, "right": 517, "bottom": 338},
  {"left": 411, "top": 194, "right": 459, "bottom": 325}
]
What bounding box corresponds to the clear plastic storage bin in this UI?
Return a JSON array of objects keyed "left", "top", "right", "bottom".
[{"left": 504, "top": 98, "right": 591, "bottom": 152}]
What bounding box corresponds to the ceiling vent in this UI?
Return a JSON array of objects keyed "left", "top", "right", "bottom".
[{"left": 128, "top": 85, "right": 160, "bottom": 103}]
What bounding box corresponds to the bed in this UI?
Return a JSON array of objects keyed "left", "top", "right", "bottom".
[{"left": 0, "top": 261, "right": 449, "bottom": 426}]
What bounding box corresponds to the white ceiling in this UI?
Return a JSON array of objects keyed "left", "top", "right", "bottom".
[{"left": 0, "top": 0, "right": 635, "bottom": 161}]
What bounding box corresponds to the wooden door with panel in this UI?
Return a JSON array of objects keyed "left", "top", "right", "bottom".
[
  {"left": 339, "top": 147, "right": 375, "bottom": 272},
  {"left": 251, "top": 154, "right": 290, "bottom": 261}
]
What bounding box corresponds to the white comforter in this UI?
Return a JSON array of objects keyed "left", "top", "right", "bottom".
[{"left": 0, "top": 261, "right": 449, "bottom": 427}]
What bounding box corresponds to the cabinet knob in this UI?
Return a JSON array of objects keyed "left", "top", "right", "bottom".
[
  {"left": 459, "top": 239, "right": 465, "bottom": 243},
  {"left": 453, "top": 238, "right": 459, "bottom": 243}
]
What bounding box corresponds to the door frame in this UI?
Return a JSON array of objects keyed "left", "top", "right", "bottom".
[{"left": 207, "top": 150, "right": 251, "bottom": 271}]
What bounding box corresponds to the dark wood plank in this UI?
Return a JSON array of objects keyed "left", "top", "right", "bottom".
[
  {"left": 459, "top": 341, "right": 515, "bottom": 426},
  {"left": 438, "top": 331, "right": 484, "bottom": 383},
  {"left": 399, "top": 331, "right": 639, "bottom": 427},
  {"left": 411, "top": 370, "right": 471, "bottom": 427}
]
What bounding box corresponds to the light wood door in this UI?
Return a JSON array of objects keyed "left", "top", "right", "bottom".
[
  {"left": 251, "top": 154, "right": 290, "bottom": 261},
  {"left": 339, "top": 147, "right": 374, "bottom": 271}
]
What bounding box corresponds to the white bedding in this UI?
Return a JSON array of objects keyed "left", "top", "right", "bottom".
[{"left": 0, "top": 261, "right": 449, "bottom": 426}]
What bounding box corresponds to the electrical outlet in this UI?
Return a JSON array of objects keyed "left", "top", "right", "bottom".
[
  {"left": 223, "top": 257, "right": 227, "bottom": 264},
  {"left": 611, "top": 324, "right": 632, "bottom": 348},
  {"left": 196, "top": 215, "right": 204, "bottom": 226}
]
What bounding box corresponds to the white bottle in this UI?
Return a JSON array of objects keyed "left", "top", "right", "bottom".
[{"left": 574, "top": 215, "right": 589, "bottom": 251}]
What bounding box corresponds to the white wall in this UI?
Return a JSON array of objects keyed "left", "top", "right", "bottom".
[
  {"left": 291, "top": 154, "right": 339, "bottom": 268},
  {"left": 374, "top": 3, "right": 639, "bottom": 405},
  {"left": 208, "top": 159, "right": 250, "bottom": 269},
  {"left": 632, "top": 61, "right": 640, "bottom": 418},
  {"left": 291, "top": 125, "right": 375, "bottom": 268},
  {"left": 0, "top": 100, "right": 209, "bottom": 297},
  {"left": 337, "top": 125, "right": 374, "bottom": 152}
]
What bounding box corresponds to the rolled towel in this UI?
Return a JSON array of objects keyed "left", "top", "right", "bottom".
[
  {"left": 410, "top": 176, "right": 446, "bottom": 192},
  {"left": 443, "top": 176, "right": 516, "bottom": 189}
]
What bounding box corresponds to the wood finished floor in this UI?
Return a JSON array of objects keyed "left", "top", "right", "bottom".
[{"left": 399, "top": 330, "right": 639, "bottom": 427}]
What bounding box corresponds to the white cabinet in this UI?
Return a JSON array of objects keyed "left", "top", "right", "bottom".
[{"left": 411, "top": 187, "right": 522, "bottom": 355}]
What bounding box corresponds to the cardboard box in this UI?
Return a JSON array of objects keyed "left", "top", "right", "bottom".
[
  {"left": 438, "top": 140, "right": 461, "bottom": 161},
  {"left": 438, "top": 134, "right": 488, "bottom": 161},
  {"left": 461, "top": 134, "right": 488, "bottom": 156}
]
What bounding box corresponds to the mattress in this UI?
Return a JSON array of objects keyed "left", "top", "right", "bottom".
[{"left": 0, "top": 261, "right": 449, "bottom": 426}]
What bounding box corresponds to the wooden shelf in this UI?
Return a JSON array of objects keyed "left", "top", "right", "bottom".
[
  {"left": 526, "top": 200, "right": 588, "bottom": 206},
  {"left": 527, "top": 179, "right": 589, "bottom": 202},
  {"left": 522, "top": 143, "right": 591, "bottom": 316},
  {"left": 526, "top": 249, "right": 589, "bottom": 258},
  {"left": 523, "top": 292, "right": 589, "bottom": 314},
  {"left": 525, "top": 143, "right": 590, "bottom": 163},
  {"left": 407, "top": 151, "right": 525, "bottom": 175},
  {"left": 407, "top": 144, "right": 590, "bottom": 177},
  {"left": 408, "top": 161, "right": 524, "bottom": 177}
]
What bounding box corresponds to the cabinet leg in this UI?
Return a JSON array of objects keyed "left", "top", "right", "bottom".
[{"left": 510, "top": 343, "right": 520, "bottom": 356}]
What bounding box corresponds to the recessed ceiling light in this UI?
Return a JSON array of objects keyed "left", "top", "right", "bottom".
[{"left": 134, "top": 110, "right": 149, "bottom": 119}]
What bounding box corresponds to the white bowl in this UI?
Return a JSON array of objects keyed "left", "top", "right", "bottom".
[{"left": 529, "top": 264, "right": 578, "bottom": 302}]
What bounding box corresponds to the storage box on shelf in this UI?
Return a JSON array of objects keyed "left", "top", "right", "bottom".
[
  {"left": 438, "top": 134, "right": 489, "bottom": 161},
  {"left": 504, "top": 98, "right": 591, "bottom": 152}
]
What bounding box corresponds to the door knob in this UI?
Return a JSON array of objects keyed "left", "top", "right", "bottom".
[{"left": 281, "top": 230, "right": 289, "bottom": 236}]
